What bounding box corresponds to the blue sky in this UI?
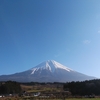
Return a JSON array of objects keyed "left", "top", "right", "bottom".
[{"left": 0, "top": 0, "right": 100, "bottom": 78}]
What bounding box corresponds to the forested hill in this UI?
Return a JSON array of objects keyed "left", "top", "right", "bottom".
[
  {"left": 0, "top": 81, "right": 21, "bottom": 94},
  {"left": 63, "top": 79, "right": 100, "bottom": 96}
]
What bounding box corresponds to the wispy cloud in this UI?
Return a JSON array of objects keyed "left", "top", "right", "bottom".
[
  {"left": 83, "top": 40, "right": 91, "bottom": 44},
  {"left": 54, "top": 49, "right": 70, "bottom": 58},
  {"left": 54, "top": 54, "right": 60, "bottom": 58},
  {"left": 98, "top": 30, "right": 100, "bottom": 33}
]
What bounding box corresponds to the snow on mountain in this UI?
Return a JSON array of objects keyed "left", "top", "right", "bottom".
[
  {"left": 31, "top": 60, "right": 73, "bottom": 74},
  {"left": 0, "top": 60, "right": 96, "bottom": 82}
]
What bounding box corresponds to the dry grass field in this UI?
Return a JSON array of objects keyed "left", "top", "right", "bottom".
[
  {"left": 0, "top": 97, "right": 100, "bottom": 100},
  {"left": 21, "top": 83, "right": 63, "bottom": 93}
]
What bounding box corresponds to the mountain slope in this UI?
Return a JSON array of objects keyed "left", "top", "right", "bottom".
[{"left": 0, "top": 60, "right": 95, "bottom": 82}]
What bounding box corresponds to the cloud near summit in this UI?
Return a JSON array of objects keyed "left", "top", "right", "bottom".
[{"left": 83, "top": 40, "right": 91, "bottom": 44}]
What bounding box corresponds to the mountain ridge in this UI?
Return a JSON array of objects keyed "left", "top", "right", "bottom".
[{"left": 0, "top": 60, "right": 96, "bottom": 82}]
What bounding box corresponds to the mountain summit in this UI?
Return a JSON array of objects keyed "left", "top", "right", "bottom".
[
  {"left": 31, "top": 60, "right": 73, "bottom": 74},
  {"left": 0, "top": 60, "right": 95, "bottom": 82}
]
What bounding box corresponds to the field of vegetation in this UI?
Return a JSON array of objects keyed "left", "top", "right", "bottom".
[
  {"left": 1, "top": 80, "right": 100, "bottom": 100},
  {"left": 0, "top": 97, "right": 100, "bottom": 100},
  {"left": 21, "top": 82, "right": 63, "bottom": 92}
]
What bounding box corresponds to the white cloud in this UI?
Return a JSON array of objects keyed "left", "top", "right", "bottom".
[
  {"left": 98, "top": 30, "right": 100, "bottom": 33},
  {"left": 83, "top": 40, "right": 91, "bottom": 44}
]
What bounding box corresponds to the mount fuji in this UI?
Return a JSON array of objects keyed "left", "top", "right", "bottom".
[{"left": 0, "top": 60, "right": 95, "bottom": 82}]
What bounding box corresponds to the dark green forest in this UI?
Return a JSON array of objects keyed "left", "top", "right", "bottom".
[
  {"left": 0, "top": 81, "right": 21, "bottom": 94},
  {"left": 63, "top": 79, "right": 100, "bottom": 96}
]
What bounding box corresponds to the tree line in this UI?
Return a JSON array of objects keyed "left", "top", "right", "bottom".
[
  {"left": 1, "top": 79, "right": 100, "bottom": 96},
  {"left": 63, "top": 79, "right": 100, "bottom": 96},
  {"left": 0, "top": 81, "right": 21, "bottom": 94}
]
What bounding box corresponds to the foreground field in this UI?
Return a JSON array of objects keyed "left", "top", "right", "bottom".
[
  {"left": 65, "top": 98, "right": 100, "bottom": 100},
  {"left": 0, "top": 97, "right": 100, "bottom": 100}
]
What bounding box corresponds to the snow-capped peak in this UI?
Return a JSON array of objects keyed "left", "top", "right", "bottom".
[
  {"left": 31, "top": 60, "right": 73, "bottom": 74},
  {"left": 50, "top": 60, "right": 73, "bottom": 71}
]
